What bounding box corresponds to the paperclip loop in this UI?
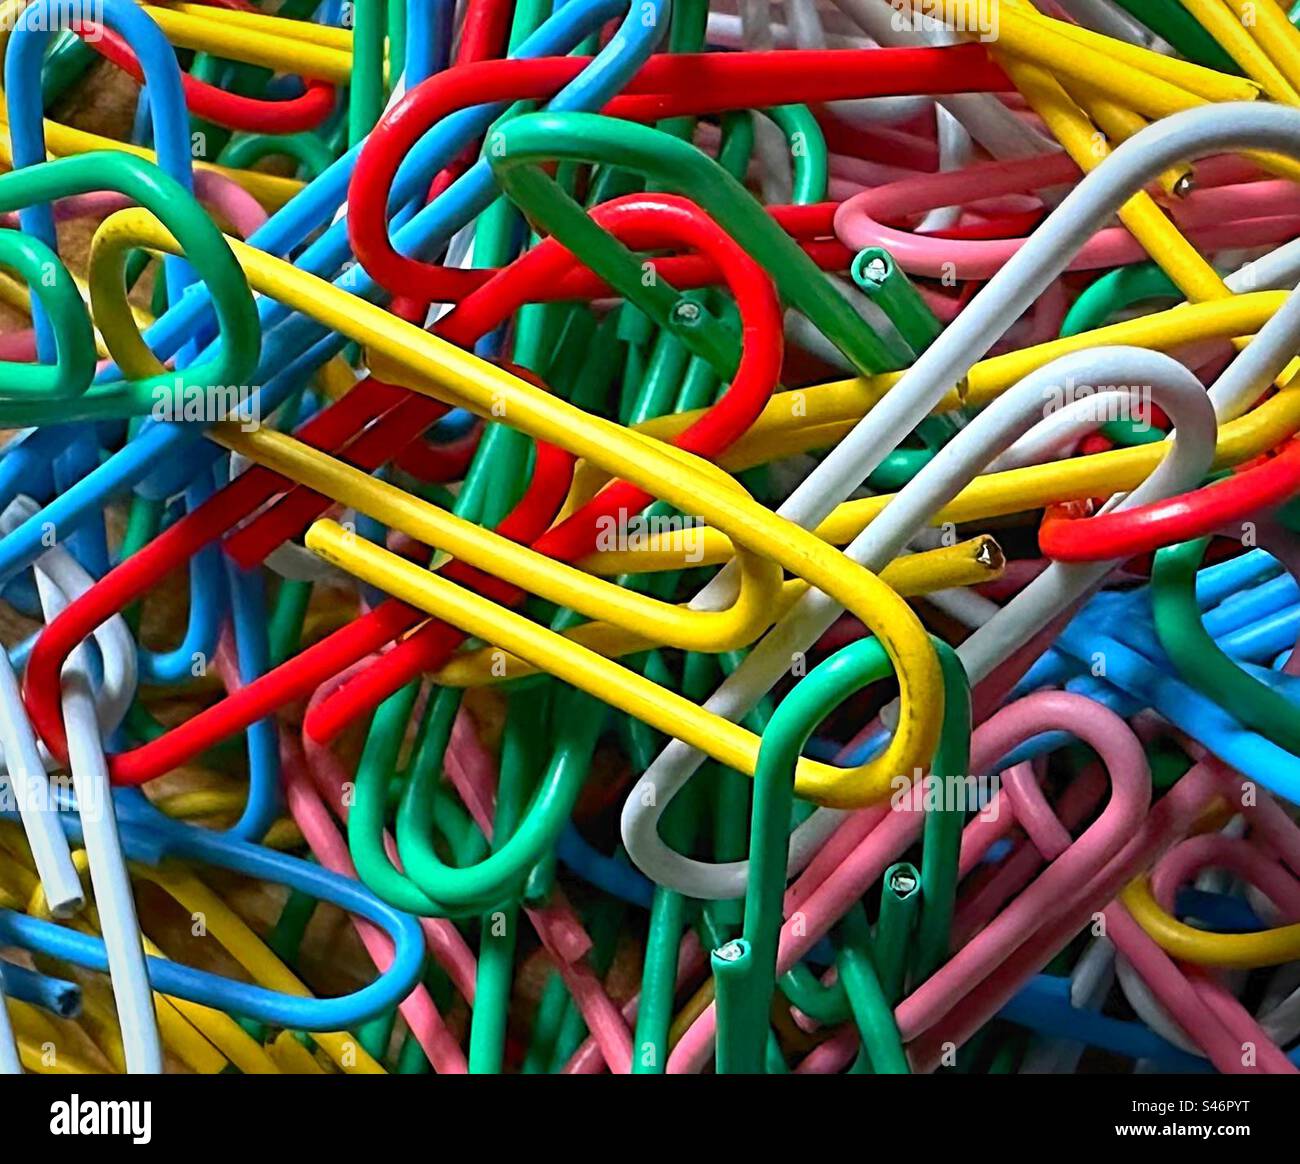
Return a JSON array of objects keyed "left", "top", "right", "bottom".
[
  {"left": 6, "top": 0, "right": 1300, "bottom": 1087},
  {"left": 617, "top": 102, "right": 1300, "bottom": 899},
  {"left": 17, "top": 199, "right": 949, "bottom": 811},
  {"left": 0, "top": 807, "right": 426, "bottom": 1032}
]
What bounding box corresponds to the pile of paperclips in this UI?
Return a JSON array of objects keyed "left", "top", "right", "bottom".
[{"left": 8, "top": 0, "right": 1300, "bottom": 1081}]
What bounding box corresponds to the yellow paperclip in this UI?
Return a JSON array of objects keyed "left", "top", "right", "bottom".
[
  {"left": 85, "top": 206, "right": 948, "bottom": 809},
  {"left": 215, "top": 422, "right": 787, "bottom": 657},
  {"left": 137, "top": 2, "right": 356, "bottom": 84},
  {"left": 0, "top": 831, "right": 242, "bottom": 1074},
  {"left": 430, "top": 537, "right": 1004, "bottom": 687},
  {"left": 1123, "top": 874, "right": 1300, "bottom": 969},
  {"left": 128, "top": 863, "right": 386, "bottom": 1074}
]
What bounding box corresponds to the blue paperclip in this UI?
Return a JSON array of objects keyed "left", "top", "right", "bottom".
[
  {"left": 0, "top": 801, "right": 426, "bottom": 1029},
  {"left": 0, "top": 957, "right": 81, "bottom": 1018},
  {"left": 134, "top": 463, "right": 227, "bottom": 688},
  {"left": 1000, "top": 974, "right": 1213, "bottom": 1072},
  {"left": 7, "top": 0, "right": 211, "bottom": 578},
  {"left": 0, "top": 0, "right": 663, "bottom": 597}
]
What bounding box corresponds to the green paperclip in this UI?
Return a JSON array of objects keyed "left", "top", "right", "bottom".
[
  {"left": 875, "top": 861, "right": 921, "bottom": 1005},
  {"left": 0, "top": 230, "right": 96, "bottom": 401},
  {"left": 220, "top": 132, "right": 337, "bottom": 181},
  {"left": 713, "top": 636, "right": 969, "bottom": 1072},
  {"left": 841, "top": 246, "right": 955, "bottom": 491},
  {"left": 776, "top": 656, "right": 966, "bottom": 1030},
  {"left": 1152, "top": 536, "right": 1300, "bottom": 754},
  {"left": 851, "top": 247, "right": 943, "bottom": 357},
  {"left": 486, "top": 111, "right": 907, "bottom": 375},
  {"left": 0, "top": 152, "right": 259, "bottom": 425}
]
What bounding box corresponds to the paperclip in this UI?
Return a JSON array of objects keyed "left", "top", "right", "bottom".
[
  {"left": 618, "top": 102, "right": 1300, "bottom": 898},
  {"left": 5, "top": 0, "right": 1300, "bottom": 1087},
  {"left": 19, "top": 209, "right": 953, "bottom": 812},
  {"left": 1, "top": 496, "right": 163, "bottom": 1072},
  {"left": 712, "top": 636, "right": 968, "bottom": 1073},
  {"left": 0, "top": 807, "right": 426, "bottom": 1030}
]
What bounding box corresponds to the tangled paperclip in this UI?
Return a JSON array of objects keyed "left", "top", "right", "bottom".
[{"left": 3, "top": 0, "right": 1300, "bottom": 1095}]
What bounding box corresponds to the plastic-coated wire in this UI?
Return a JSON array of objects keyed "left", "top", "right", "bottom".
[
  {"left": 230, "top": 193, "right": 784, "bottom": 565},
  {"left": 1114, "top": 832, "right": 1300, "bottom": 1054},
  {"left": 1112, "top": 0, "right": 1240, "bottom": 70},
  {"left": 126, "top": 1, "right": 354, "bottom": 80},
  {"left": 1035, "top": 254, "right": 1300, "bottom": 555},
  {"left": 231, "top": 202, "right": 853, "bottom": 567},
  {"left": 0, "top": 805, "right": 426, "bottom": 1029},
  {"left": 994, "top": 0, "right": 1262, "bottom": 110},
  {"left": 998, "top": 973, "right": 1213, "bottom": 1071},
  {"left": 218, "top": 131, "right": 336, "bottom": 180},
  {"left": 0, "top": 0, "right": 629, "bottom": 504},
  {"left": 347, "top": 46, "right": 1011, "bottom": 301},
  {"left": 1177, "top": 0, "right": 1300, "bottom": 103},
  {"left": 301, "top": 513, "right": 929, "bottom": 810},
  {"left": 430, "top": 541, "right": 1001, "bottom": 688},
  {"left": 486, "top": 112, "right": 899, "bottom": 375},
  {"left": 839, "top": 180, "right": 1300, "bottom": 282},
  {"left": 982, "top": 773, "right": 1267, "bottom": 1069},
  {"left": 13, "top": 0, "right": 1300, "bottom": 1079},
  {"left": 0, "top": 0, "right": 641, "bottom": 533},
  {"left": 0, "top": 958, "right": 79, "bottom": 1018},
  {"left": 0, "top": 154, "right": 258, "bottom": 423},
  {"left": 1, "top": 812, "right": 305, "bottom": 1071},
  {"left": 29, "top": 207, "right": 948, "bottom": 811},
  {"left": 6, "top": 0, "right": 215, "bottom": 581},
  {"left": 75, "top": 21, "right": 337, "bottom": 132},
  {"left": 120, "top": 858, "right": 384, "bottom": 1073},
  {"left": 616, "top": 100, "right": 1300, "bottom": 897},
  {"left": 596, "top": 293, "right": 1300, "bottom": 559},
  {"left": 666, "top": 690, "right": 1152, "bottom": 1072},
  {"left": 822, "top": 0, "right": 1053, "bottom": 160},
  {"left": 24, "top": 194, "right": 790, "bottom": 801},
  {"left": 0, "top": 645, "right": 82, "bottom": 917},
  {"left": 1123, "top": 875, "right": 1300, "bottom": 969},
  {"left": 135, "top": 0, "right": 666, "bottom": 505},
  {"left": 10, "top": 283, "right": 1274, "bottom": 629},
  {"left": 280, "top": 730, "right": 471, "bottom": 1074},
  {"left": 1046, "top": 610, "right": 1300, "bottom": 803},
  {"left": 0, "top": 232, "right": 94, "bottom": 403},
  {"left": 715, "top": 637, "right": 966, "bottom": 1072},
  {"left": 133, "top": 469, "right": 226, "bottom": 687},
  {"left": 622, "top": 345, "right": 1216, "bottom": 899},
  {"left": 1040, "top": 442, "right": 1300, "bottom": 561},
  {"left": 8, "top": 0, "right": 201, "bottom": 337},
  {"left": 1152, "top": 536, "right": 1300, "bottom": 755},
  {"left": 18, "top": 499, "right": 162, "bottom": 1072},
  {"left": 0, "top": 964, "right": 19, "bottom": 1072}
]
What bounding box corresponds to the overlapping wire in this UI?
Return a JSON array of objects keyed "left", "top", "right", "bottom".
[{"left": 0, "top": 0, "right": 1296, "bottom": 1080}]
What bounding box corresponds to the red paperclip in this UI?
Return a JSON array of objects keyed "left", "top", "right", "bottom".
[
  {"left": 1039, "top": 439, "right": 1300, "bottom": 562},
  {"left": 348, "top": 45, "right": 1010, "bottom": 301},
  {"left": 24, "top": 195, "right": 782, "bottom": 782},
  {"left": 72, "top": 1, "right": 336, "bottom": 134}
]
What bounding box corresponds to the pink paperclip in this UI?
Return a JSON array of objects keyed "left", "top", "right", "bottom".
[{"left": 664, "top": 690, "right": 1149, "bottom": 1072}]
